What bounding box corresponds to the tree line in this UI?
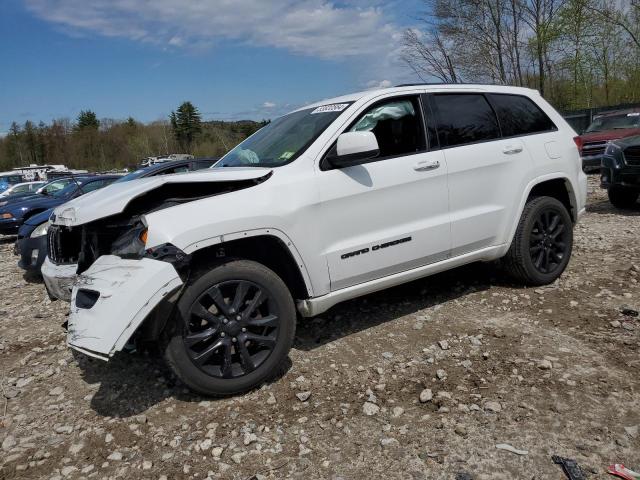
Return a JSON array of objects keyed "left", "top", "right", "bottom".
[
  {"left": 402, "top": 0, "right": 640, "bottom": 110},
  {"left": 0, "top": 102, "right": 267, "bottom": 172}
]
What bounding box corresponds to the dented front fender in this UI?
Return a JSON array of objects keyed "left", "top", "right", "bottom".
[{"left": 67, "top": 255, "right": 183, "bottom": 359}]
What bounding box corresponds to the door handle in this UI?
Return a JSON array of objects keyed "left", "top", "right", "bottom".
[
  {"left": 503, "top": 145, "right": 523, "bottom": 155},
  {"left": 414, "top": 160, "right": 440, "bottom": 171}
]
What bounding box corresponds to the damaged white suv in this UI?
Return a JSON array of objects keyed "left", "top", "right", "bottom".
[{"left": 45, "top": 85, "right": 587, "bottom": 396}]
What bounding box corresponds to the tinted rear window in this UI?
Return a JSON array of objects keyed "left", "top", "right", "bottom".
[
  {"left": 489, "top": 94, "right": 556, "bottom": 136},
  {"left": 432, "top": 94, "right": 500, "bottom": 147}
]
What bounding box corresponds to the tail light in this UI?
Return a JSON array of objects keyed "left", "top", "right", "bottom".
[{"left": 573, "top": 136, "right": 584, "bottom": 153}]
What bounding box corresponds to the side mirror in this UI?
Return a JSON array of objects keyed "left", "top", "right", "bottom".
[{"left": 327, "top": 131, "right": 379, "bottom": 168}]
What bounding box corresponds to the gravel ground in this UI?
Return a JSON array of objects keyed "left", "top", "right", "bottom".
[{"left": 1, "top": 176, "right": 639, "bottom": 480}]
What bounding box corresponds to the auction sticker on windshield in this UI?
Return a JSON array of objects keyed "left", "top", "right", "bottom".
[{"left": 311, "top": 103, "right": 349, "bottom": 114}]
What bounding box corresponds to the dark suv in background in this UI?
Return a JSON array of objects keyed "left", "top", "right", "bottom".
[
  {"left": 576, "top": 109, "right": 640, "bottom": 172},
  {"left": 600, "top": 135, "right": 640, "bottom": 208}
]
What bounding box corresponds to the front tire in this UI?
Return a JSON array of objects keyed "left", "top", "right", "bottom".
[
  {"left": 608, "top": 186, "right": 639, "bottom": 209},
  {"left": 163, "top": 259, "right": 296, "bottom": 397},
  {"left": 503, "top": 196, "right": 573, "bottom": 286}
]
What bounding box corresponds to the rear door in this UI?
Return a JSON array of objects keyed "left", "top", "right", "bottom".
[
  {"left": 428, "top": 92, "right": 532, "bottom": 255},
  {"left": 317, "top": 94, "right": 450, "bottom": 291}
]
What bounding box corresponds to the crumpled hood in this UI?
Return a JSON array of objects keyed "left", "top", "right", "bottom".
[{"left": 52, "top": 167, "right": 272, "bottom": 226}]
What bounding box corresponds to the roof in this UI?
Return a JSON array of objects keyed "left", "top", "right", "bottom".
[
  {"left": 297, "top": 83, "right": 539, "bottom": 113},
  {"left": 72, "top": 174, "right": 121, "bottom": 182}
]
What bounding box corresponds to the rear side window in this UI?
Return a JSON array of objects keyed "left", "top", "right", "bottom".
[
  {"left": 82, "top": 179, "right": 115, "bottom": 193},
  {"left": 193, "top": 160, "right": 214, "bottom": 170},
  {"left": 431, "top": 94, "right": 500, "bottom": 147},
  {"left": 489, "top": 94, "right": 556, "bottom": 137},
  {"left": 158, "top": 166, "right": 189, "bottom": 175}
]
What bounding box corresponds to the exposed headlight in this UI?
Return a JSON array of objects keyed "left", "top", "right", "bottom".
[
  {"left": 605, "top": 141, "right": 622, "bottom": 156},
  {"left": 1, "top": 212, "right": 13, "bottom": 219},
  {"left": 30, "top": 221, "right": 51, "bottom": 238},
  {"left": 110, "top": 223, "right": 148, "bottom": 259},
  {"left": 57, "top": 207, "right": 77, "bottom": 226}
]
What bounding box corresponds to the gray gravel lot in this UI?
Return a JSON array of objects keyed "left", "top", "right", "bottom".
[{"left": 1, "top": 176, "right": 639, "bottom": 479}]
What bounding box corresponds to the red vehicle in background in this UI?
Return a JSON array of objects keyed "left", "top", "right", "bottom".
[{"left": 575, "top": 109, "right": 640, "bottom": 172}]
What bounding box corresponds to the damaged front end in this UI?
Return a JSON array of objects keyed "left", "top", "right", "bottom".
[
  {"left": 68, "top": 255, "right": 184, "bottom": 359},
  {"left": 57, "top": 170, "right": 273, "bottom": 359}
]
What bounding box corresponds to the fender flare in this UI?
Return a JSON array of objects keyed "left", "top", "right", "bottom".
[
  {"left": 182, "top": 227, "right": 315, "bottom": 298},
  {"left": 504, "top": 172, "right": 578, "bottom": 253}
]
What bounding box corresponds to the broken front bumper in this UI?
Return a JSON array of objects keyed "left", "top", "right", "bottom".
[
  {"left": 68, "top": 255, "right": 183, "bottom": 360},
  {"left": 41, "top": 257, "right": 78, "bottom": 302}
]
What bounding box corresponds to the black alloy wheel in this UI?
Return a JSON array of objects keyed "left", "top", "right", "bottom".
[
  {"left": 184, "top": 280, "right": 279, "bottom": 378},
  {"left": 528, "top": 208, "right": 568, "bottom": 274},
  {"left": 163, "top": 259, "right": 296, "bottom": 397},
  {"left": 503, "top": 196, "right": 573, "bottom": 285}
]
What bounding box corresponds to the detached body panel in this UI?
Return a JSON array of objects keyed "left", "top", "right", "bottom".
[{"left": 67, "top": 255, "right": 183, "bottom": 359}]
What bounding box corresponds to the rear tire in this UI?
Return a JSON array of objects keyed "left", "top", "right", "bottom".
[
  {"left": 503, "top": 196, "right": 573, "bottom": 286},
  {"left": 608, "top": 186, "right": 639, "bottom": 209},
  {"left": 163, "top": 259, "right": 296, "bottom": 397}
]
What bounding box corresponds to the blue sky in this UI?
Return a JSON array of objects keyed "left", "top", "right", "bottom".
[{"left": 0, "top": 0, "right": 425, "bottom": 134}]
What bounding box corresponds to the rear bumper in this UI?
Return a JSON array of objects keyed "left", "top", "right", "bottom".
[
  {"left": 41, "top": 257, "right": 77, "bottom": 302},
  {"left": 16, "top": 235, "right": 47, "bottom": 272},
  {"left": 68, "top": 255, "right": 183, "bottom": 358}
]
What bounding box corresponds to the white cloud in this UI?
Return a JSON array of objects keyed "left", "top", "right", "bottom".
[
  {"left": 366, "top": 79, "right": 393, "bottom": 89},
  {"left": 168, "top": 35, "right": 184, "bottom": 47},
  {"left": 24, "top": 0, "right": 402, "bottom": 60},
  {"left": 262, "top": 101, "right": 276, "bottom": 108}
]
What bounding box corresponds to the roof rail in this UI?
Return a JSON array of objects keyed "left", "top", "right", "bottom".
[
  {"left": 395, "top": 82, "right": 452, "bottom": 87},
  {"left": 394, "top": 82, "right": 505, "bottom": 87}
]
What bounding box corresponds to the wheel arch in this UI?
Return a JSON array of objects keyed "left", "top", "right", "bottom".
[
  {"left": 188, "top": 231, "right": 313, "bottom": 301},
  {"left": 526, "top": 176, "right": 577, "bottom": 223},
  {"left": 504, "top": 174, "right": 578, "bottom": 253},
  {"left": 134, "top": 230, "right": 312, "bottom": 347}
]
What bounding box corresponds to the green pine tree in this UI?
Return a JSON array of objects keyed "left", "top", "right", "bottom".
[
  {"left": 76, "top": 110, "right": 100, "bottom": 130},
  {"left": 170, "top": 101, "right": 202, "bottom": 152}
]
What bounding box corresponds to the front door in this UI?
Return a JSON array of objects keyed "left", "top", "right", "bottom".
[{"left": 317, "top": 95, "right": 451, "bottom": 291}]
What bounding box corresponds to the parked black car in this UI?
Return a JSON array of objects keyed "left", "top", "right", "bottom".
[
  {"left": 0, "top": 175, "right": 119, "bottom": 236},
  {"left": 16, "top": 159, "right": 217, "bottom": 273},
  {"left": 600, "top": 135, "right": 640, "bottom": 208}
]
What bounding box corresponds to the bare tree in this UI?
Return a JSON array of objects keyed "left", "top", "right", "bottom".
[
  {"left": 590, "top": 0, "right": 640, "bottom": 49},
  {"left": 521, "top": 0, "right": 566, "bottom": 96},
  {"left": 402, "top": 28, "right": 460, "bottom": 82}
]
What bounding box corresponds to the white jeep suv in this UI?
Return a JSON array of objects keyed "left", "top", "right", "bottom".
[{"left": 46, "top": 84, "right": 587, "bottom": 396}]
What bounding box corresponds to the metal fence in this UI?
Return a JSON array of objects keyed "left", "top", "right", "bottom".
[{"left": 561, "top": 102, "right": 640, "bottom": 133}]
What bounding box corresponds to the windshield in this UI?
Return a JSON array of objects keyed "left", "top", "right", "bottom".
[
  {"left": 586, "top": 113, "right": 640, "bottom": 132},
  {"left": 41, "top": 179, "right": 73, "bottom": 195},
  {"left": 52, "top": 181, "right": 82, "bottom": 198},
  {"left": 216, "top": 104, "right": 350, "bottom": 168}
]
